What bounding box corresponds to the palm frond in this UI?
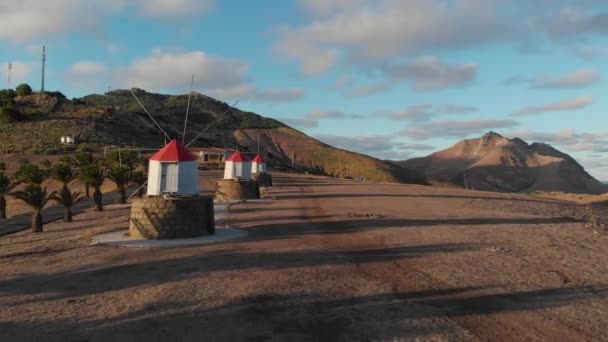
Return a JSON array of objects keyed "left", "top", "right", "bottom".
[
  {"left": 52, "top": 189, "right": 83, "bottom": 207},
  {"left": 11, "top": 185, "right": 56, "bottom": 211}
]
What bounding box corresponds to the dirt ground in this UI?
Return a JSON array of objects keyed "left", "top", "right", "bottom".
[{"left": 1, "top": 171, "right": 608, "bottom": 341}]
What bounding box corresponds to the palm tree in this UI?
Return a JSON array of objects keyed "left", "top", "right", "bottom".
[
  {"left": 15, "top": 163, "right": 45, "bottom": 185},
  {"left": 131, "top": 170, "right": 147, "bottom": 198},
  {"left": 0, "top": 173, "right": 20, "bottom": 219},
  {"left": 51, "top": 163, "right": 78, "bottom": 193},
  {"left": 52, "top": 189, "right": 82, "bottom": 222},
  {"left": 107, "top": 150, "right": 142, "bottom": 179},
  {"left": 78, "top": 164, "right": 106, "bottom": 211},
  {"left": 73, "top": 153, "right": 95, "bottom": 198},
  {"left": 11, "top": 184, "right": 55, "bottom": 232},
  {"left": 107, "top": 166, "right": 129, "bottom": 204}
]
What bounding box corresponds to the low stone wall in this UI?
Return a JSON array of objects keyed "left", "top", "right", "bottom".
[
  {"left": 216, "top": 179, "right": 260, "bottom": 200},
  {"left": 129, "top": 196, "right": 215, "bottom": 239},
  {"left": 254, "top": 173, "right": 273, "bottom": 187}
]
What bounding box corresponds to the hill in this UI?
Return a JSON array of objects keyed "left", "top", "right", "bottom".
[
  {"left": 0, "top": 89, "right": 425, "bottom": 184},
  {"left": 400, "top": 132, "right": 606, "bottom": 194}
]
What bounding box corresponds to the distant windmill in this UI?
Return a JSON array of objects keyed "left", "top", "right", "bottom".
[{"left": 7, "top": 63, "right": 12, "bottom": 85}]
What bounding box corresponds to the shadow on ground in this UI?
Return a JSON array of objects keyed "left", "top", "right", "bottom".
[{"left": 1, "top": 285, "right": 605, "bottom": 341}]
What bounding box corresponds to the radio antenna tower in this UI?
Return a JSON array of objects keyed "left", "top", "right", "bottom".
[
  {"left": 7, "top": 63, "right": 11, "bottom": 85},
  {"left": 41, "top": 46, "right": 46, "bottom": 92}
]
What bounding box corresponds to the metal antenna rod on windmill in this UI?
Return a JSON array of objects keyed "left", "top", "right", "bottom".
[
  {"left": 185, "top": 100, "right": 240, "bottom": 147},
  {"left": 182, "top": 74, "right": 194, "bottom": 142},
  {"left": 129, "top": 89, "right": 171, "bottom": 142},
  {"left": 7, "top": 63, "right": 12, "bottom": 86}
]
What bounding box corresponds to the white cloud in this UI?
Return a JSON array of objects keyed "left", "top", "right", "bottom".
[
  {"left": 542, "top": 7, "right": 608, "bottom": 40},
  {"left": 314, "top": 133, "right": 436, "bottom": 160},
  {"left": 118, "top": 49, "right": 249, "bottom": 91},
  {"left": 443, "top": 104, "right": 479, "bottom": 114},
  {"left": 62, "top": 61, "right": 109, "bottom": 93},
  {"left": 381, "top": 104, "right": 436, "bottom": 121},
  {"left": 332, "top": 74, "right": 354, "bottom": 90},
  {"left": 346, "top": 81, "right": 393, "bottom": 97},
  {"left": 0, "top": 0, "right": 212, "bottom": 42},
  {"left": 345, "top": 57, "right": 477, "bottom": 97},
  {"left": 277, "top": 0, "right": 509, "bottom": 75},
  {"left": 533, "top": 69, "right": 601, "bottom": 89},
  {"left": 508, "top": 129, "right": 608, "bottom": 153},
  {"left": 71, "top": 61, "right": 107, "bottom": 75},
  {"left": 512, "top": 96, "right": 594, "bottom": 116},
  {"left": 134, "top": 0, "right": 215, "bottom": 19},
  {"left": 252, "top": 88, "right": 304, "bottom": 102},
  {"left": 298, "top": 0, "right": 369, "bottom": 16},
  {"left": 401, "top": 118, "right": 519, "bottom": 140},
  {"left": 381, "top": 57, "right": 477, "bottom": 91},
  {"left": 0, "top": 0, "right": 123, "bottom": 42},
  {"left": 0, "top": 61, "right": 33, "bottom": 85},
  {"left": 380, "top": 103, "right": 478, "bottom": 121},
  {"left": 280, "top": 109, "right": 361, "bottom": 128}
]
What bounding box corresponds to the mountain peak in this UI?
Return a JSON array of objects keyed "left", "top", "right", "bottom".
[{"left": 401, "top": 133, "right": 605, "bottom": 194}]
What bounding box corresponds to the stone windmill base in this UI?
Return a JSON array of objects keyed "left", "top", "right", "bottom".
[
  {"left": 128, "top": 196, "right": 215, "bottom": 239},
  {"left": 215, "top": 179, "right": 260, "bottom": 200},
  {"left": 254, "top": 173, "right": 273, "bottom": 187}
]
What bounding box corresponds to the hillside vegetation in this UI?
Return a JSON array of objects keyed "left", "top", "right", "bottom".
[{"left": 0, "top": 88, "right": 425, "bottom": 184}]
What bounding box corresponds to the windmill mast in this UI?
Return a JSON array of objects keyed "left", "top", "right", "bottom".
[{"left": 41, "top": 46, "right": 46, "bottom": 92}]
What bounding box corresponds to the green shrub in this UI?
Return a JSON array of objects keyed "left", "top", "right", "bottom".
[{"left": 15, "top": 83, "right": 33, "bottom": 97}]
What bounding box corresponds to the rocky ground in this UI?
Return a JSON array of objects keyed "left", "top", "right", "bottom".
[{"left": 1, "top": 171, "right": 607, "bottom": 341}]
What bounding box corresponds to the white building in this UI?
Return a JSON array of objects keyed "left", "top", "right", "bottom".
[
  {"left": 251, "top": 154, "right": 267, "bottom": 174},
  {"left": 223, "top": 152, "right": 252, "bottom": 180},
  {"left": 60, "top": 136, "right": 75, "bottom": 144},
  {"left": 147, "top": 139, "right": 199, "bottom": 196}
]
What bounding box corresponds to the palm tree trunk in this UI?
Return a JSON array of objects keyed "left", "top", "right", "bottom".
[
  {"left": 93, "top": 187, "right": 103, "bottom": 211},
  {"left": 32, "top": 211, "right": 43, "bottom": 233},
  {"left": 85, "top": 184, "right": 91, "bottom": 198},
  {"left": 64, "top": 207, "right": 73, "bottom": 222},
  {"left": 118, "top": 185, "right": 126, "bottom": 204},
  {"left": 0, "top": 196, "right": 6, "bottom": 219}
]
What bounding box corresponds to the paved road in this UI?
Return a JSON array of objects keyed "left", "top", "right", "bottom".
[{"left": 0, "top": 192, "right": 120, "bottom": 237}]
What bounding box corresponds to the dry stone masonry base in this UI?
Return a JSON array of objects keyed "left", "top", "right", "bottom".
[
  {"left": 254, "top": 173, "right": 273, "bottom": 187},
  {"left": 216, "top": 179, "right": 260, "bottom": 200},
  {"left": 129, "top": 196, "right": 215, "bottom": 239}
]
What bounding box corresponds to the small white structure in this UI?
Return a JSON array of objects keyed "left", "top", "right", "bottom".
[
  {"left": 223, "top": 152, "right": 252, "bottom": 180},
  {"left": 60, "top": 136, "right": 75, "bottom": 144},
  {"left": 251, "top": 154, "right": 267, "bottom": 174},
  {"left": 147, "top": 139, "right": 199, "bottom": 196}
]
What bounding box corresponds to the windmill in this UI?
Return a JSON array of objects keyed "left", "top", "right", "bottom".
[{"left": 127, "top": 78, "right": 239, "bottom": 199}]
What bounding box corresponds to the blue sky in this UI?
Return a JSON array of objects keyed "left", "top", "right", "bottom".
[{"left": 1, "top": 0, "right": 607, "bottom": 179}]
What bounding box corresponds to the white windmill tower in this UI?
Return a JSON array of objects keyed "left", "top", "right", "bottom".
[
  {"left": 223, "top": 151, "right": 252, "bottom": 180},
  {"left": 147, "top": 139, "right": 199, "bottom": 196},
  {"left": 251, "top": 154, "right": 267, "bottom": 174}
]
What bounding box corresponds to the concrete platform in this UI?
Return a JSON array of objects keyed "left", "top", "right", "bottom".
[
  {"left": 90, "top": 202, "right": 245, "bottom": 247},
  {"left": 91, "top": 227, "right": 248, "bottom": 248}
]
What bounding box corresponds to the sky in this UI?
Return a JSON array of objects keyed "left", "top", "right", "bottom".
[{"left": 1, "top": 0, "right": 607, "bottom": 179}]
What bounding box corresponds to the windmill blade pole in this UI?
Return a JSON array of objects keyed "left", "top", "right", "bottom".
[
  {"left": 186, "top": 100, "right": 239, "bottom": 147},
  {"left": 128, "top": 181, "right": 148, "bottom": 201},
  {"left": 182, "top": 73, "right": 195, "bottom": 142},
  {"left": 129, "top": 89, "right": 172, "bottom": 142}
]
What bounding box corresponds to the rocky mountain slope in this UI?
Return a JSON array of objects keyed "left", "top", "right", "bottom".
[
  {"left": 400, "top": 132, "right": 606, "bottom": 194},
  {"left": 0, "top": 89, "right": 425, "bottom": 184}
]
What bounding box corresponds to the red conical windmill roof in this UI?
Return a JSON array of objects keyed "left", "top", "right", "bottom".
[
  {"left": 252, "top": 154, "right": 265, "bottom": 163},
  {"left": 150, "top": 139, "right": 197, "bottom": 162},
  {"left": 227, "top": 151, "right": 250, "bottom": 162}
]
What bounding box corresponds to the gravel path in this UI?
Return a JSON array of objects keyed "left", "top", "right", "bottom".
[{"left": 1, "top": 172, "right": 607, "bottom": 341}]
